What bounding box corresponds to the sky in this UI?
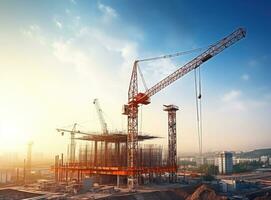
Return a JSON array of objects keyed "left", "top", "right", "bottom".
[{"left": 0, "top": 0, "right": 270, "bottom": 158}]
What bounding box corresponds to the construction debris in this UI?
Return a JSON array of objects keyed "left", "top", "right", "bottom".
[{"left": 186, "top": 185, "right": 227, "bottom": 200}]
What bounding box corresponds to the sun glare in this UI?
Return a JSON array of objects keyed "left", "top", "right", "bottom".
[{"left": 0, "top": 119, "right": 29, "bottom": 151}]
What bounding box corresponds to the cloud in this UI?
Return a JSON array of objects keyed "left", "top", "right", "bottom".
[
  {"left": 248, "top": 59, "right": 258, "bottom": 67},
  {"left": 265, "top": 93, "right": 271, "bottom": 100},
  {"left": 54, "top": 19, "right": 62, "bottom": 29},
  {"left": 241, "top": 73, "right": 250, "bottom": 81},
  {"left": 49, "top": 12, "right": 142, "bottom": 102},
  {"left": 221, "top": 90, "right": 246, "bottom": 111},
  {"left": 21, "top": 6, "right": 139, "bottom": 88},
  {"left": 98, "top": 2, "right": 118, "bottom": 21},
  {"left": 138, "top": 59, "right": 177, "bottom": 88},
  {"left": 70, "top": 0, "right": 76, "bottom": 4},
  {"left": 220, "top": 89, "right": 270, "bottom": 112},
  {"left": 77, "top": 26, "right": 138, "bottom": 68},
  {"left": 52, "top": 40, "right": 89, "bottom": 71},
  {"left": 21, "top": 24, "right": 46, "bottom": 45},
  {"left": 222, "top": 90, "right": 241, "bottom": 102},
  {"left": 50, "top": 31, "right": 135, "bottom": 133}
]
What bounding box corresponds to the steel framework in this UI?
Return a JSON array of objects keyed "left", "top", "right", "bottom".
[
  {"left": 164, "top": 105, "right": 179, "bottom": 182},
  {"left": 53, "top": 134, "right": 170, "bottom": 185}
]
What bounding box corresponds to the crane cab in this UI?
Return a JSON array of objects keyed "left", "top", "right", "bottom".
[{"left": 135, "top": 93, "right": 150, "bottom": 105}]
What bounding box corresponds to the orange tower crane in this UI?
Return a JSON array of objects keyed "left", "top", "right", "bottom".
[{"left": 123, "top": 28, "right": 246, "bottom": 190}]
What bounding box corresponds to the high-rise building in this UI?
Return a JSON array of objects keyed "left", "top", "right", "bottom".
[{"left": 218, "top": 152, "right": 233, "bottom": 174}]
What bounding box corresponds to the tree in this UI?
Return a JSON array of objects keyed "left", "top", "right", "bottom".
[{"left": 198, "top": 164, "right": 218, "bottom": 175}]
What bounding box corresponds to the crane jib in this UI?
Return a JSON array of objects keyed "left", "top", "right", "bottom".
[
  {"left": 201, "top": 54, "right": 212, "bottom": 62},
  {"left": 144, "top": 27, "right": 246, "bottom": 98}
]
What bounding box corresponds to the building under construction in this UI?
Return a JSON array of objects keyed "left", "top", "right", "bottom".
[
  {"left": 54, "top": 105, "right": 179, "bottom": 187},
  {"left": 54, "top": 99, "right": 179, "bottom": 187}
]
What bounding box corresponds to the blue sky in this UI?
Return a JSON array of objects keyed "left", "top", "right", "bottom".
[{"left": 0, "top": 0, "right": 270, "bottom": 156}]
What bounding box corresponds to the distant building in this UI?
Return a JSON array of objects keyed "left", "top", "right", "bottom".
[
  {"left": 233, "top": 157, "right": 259, "bottom": 164},
  {"left": 196, "top": 156, "right": 206, "bottom": 166},
  {"left": 220, "top": 179, "right": 258, "bottom": 193},
  {"left": 218, "top": 152, "right": 233, "bottom": 174},
  {"left": 260, "top": 155, "right": 269, "bottom": 163},
  {"left": 206, "top": 158, "right": 216, "bottom": 165},
  {"left": 232, "top": 156, "right": 237, "bottom": 165},
  {"left": 179, "top": 157, "right": 195, "bottom": 162}
]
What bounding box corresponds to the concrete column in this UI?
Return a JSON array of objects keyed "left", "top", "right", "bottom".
[
  {"left": 105, "top": 141, "right": 108, "bottom": 167},
  {"left": 55, "top": 155, "right": 59, "bottom": 183},
  {"left": 117, "top": 175, "right": 120, "bottom": 188},
  {"left": 65, "top": 164, "right": 68, "bottom": 182},
  {"left": 115, "top": 142, "right": 120, "bottom": 166},
  {"left": 94, "top": 141, "right": 97, "bottom": 166}
]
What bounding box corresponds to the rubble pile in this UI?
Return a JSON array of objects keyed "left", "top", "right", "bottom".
[{"left": 186, "top": 185, "right": 227, "bottom": 200}]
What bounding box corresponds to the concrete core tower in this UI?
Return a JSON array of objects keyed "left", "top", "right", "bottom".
[{"left": 164, "top": 104, "right": 178, "bottom": 183}]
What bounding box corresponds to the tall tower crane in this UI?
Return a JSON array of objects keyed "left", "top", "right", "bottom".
[
  {"left": 123, "top": 28, "right": 246, "bottom": 190},
  {"left": 57, "top": 123, "right": 79, "bottom": 164},
  {"left": 93, "top": 98, "right": 108, "bottom": 135}
]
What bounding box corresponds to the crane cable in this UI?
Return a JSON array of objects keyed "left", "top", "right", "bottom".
[
  {"left": 137, "top": 47, "right": 207, "bottom": 63},
  {"left": 194, "top": 69, "right": 201, "bottom": 156},
  {"left": 194, "top": 67, "right": 203, "bottom": 160},
  {"left": 198, "top": 67, "right": 203, "bottom": 158},
  {"left": 138, "top": 64, "right": 148, "bottom": 91},
  {"left": 136, "top": 46, "right": 209, "bottom": 92}
]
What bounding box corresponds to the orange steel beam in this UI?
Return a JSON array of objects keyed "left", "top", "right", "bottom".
[{"left": 52, "top": 164, "right": 177, "bottom": 176}]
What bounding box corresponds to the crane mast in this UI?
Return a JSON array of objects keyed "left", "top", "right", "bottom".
[
  {"left": 57, "top": 123, "right": 78, "bottom": 164},
  {"left": 57, "top": 124, "right": 91, "bottom": 164},
  {"left": 123, "top": 28, "right": 246, "bottom": 190}
]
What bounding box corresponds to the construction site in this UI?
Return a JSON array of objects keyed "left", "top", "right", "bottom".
[
  {"left": 5, "top": 23, "right": 271, "bottom": 200},
  {"left": 46, "top": 28, "right": 247, "bottom": 196},
  {"left": 4, "top": 24, "right": 264, "bottom": 200},
  {"left": 2, "top": 24, "right": 271, "bottom": 199},
  {"left": 3, "top": 0, "right": 271, "bottom": 198}
]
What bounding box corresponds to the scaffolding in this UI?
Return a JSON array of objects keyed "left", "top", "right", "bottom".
[{"left": 54, "top": 132, "right": 176, "bottom": 186}]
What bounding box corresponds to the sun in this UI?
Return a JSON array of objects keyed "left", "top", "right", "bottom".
[{"left": 0, "top": 119, "right": 29, "bottom": 151}]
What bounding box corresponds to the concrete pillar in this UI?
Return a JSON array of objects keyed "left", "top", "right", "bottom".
[
  {"left": 61, "top": 153, "right": 63, "bottom": 181},
  {"left": 117, "top": 175, "right": 120, "bottom": 188},
  {"left": 115, "top": 142, "right": 120, "bottom": 166},
  {"left": 55, "top": 155, "right": 59, "bottom": 183},
  {"left": 65, "top": 164, "right": 68, "bottom": 182},
  {"left": 105, "top": 141, "right": 108, "bottom": 167},
  {"left": 94, "top": 141, "right": 97, "bottom": 166}
]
